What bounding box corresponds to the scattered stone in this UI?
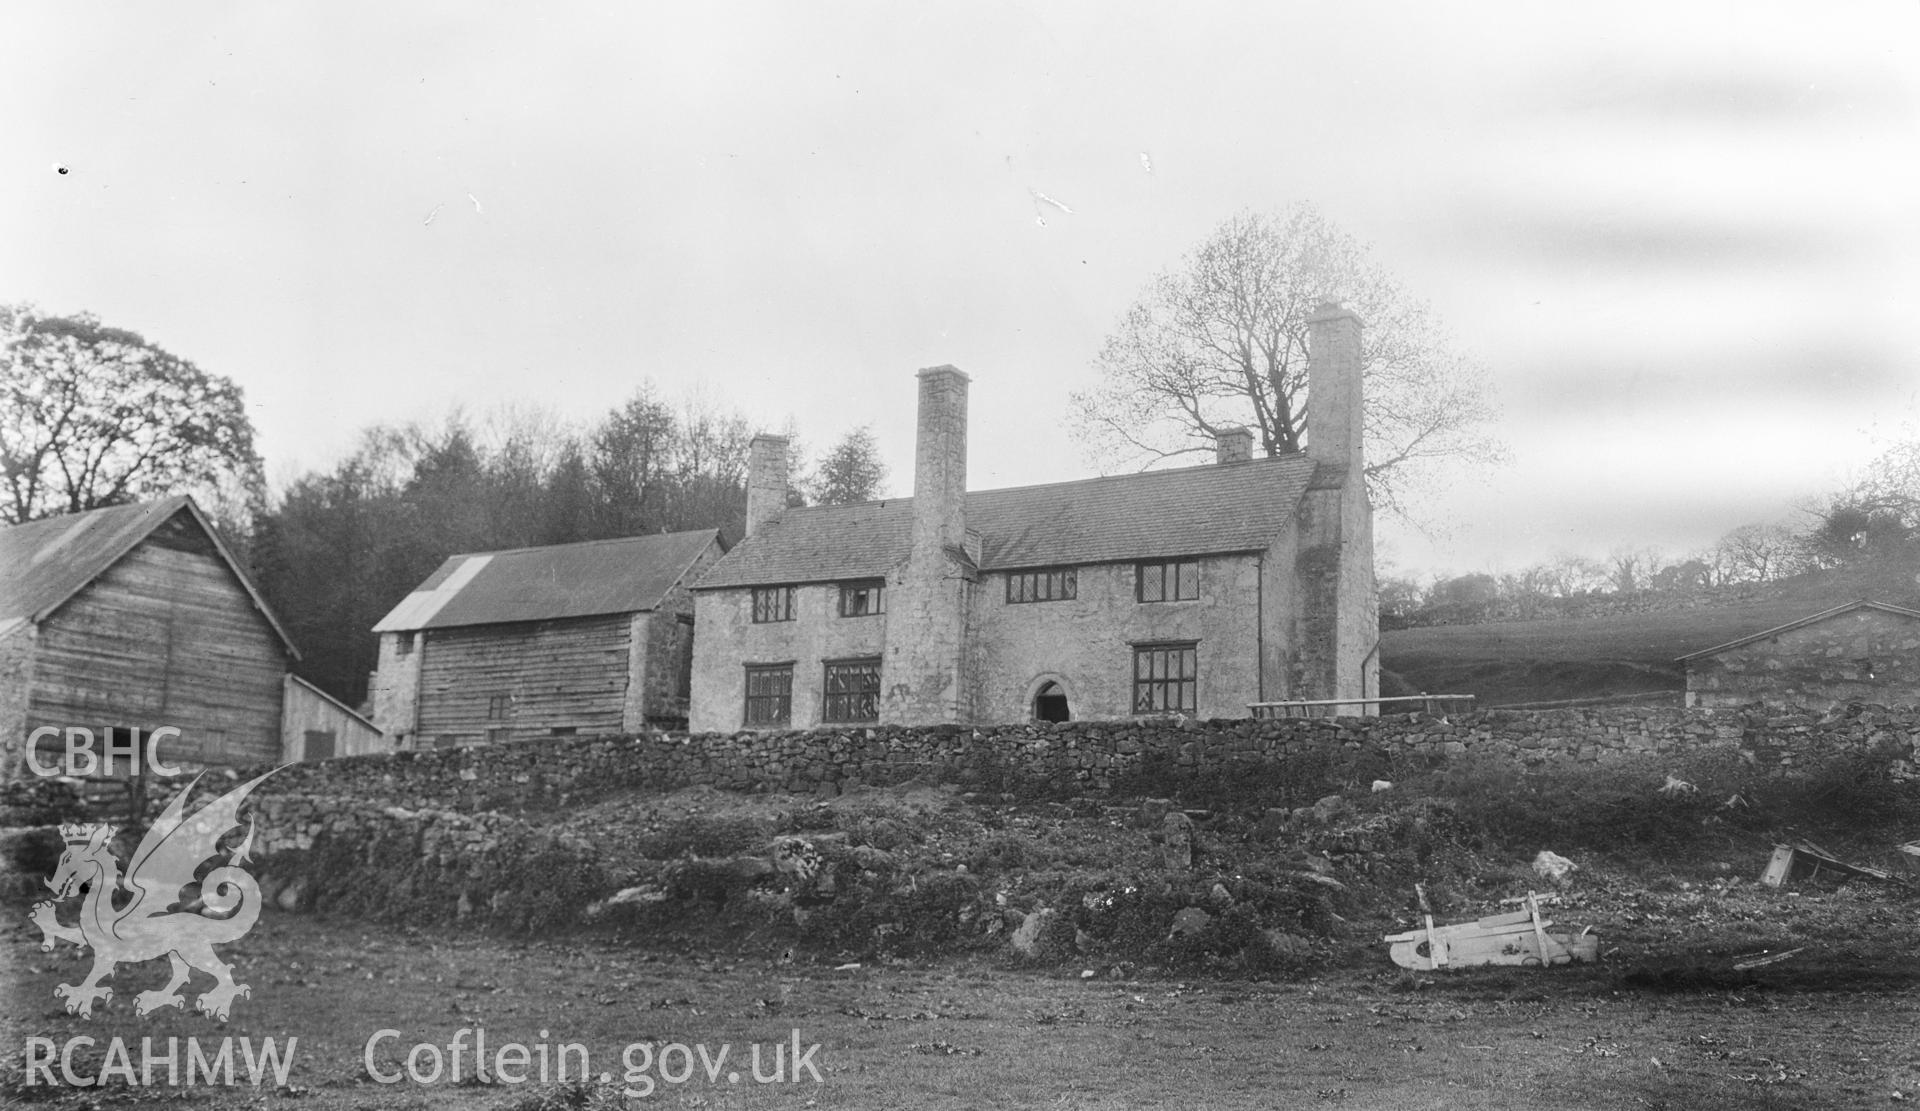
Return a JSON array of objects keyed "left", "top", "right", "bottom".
[
  {"left": 1311, "top": 794, "right": 1349, "bottom": 824},
  {"left": 1533, "top": 850, "right": 1578, "bottom": 884},
  {"left": 275, "top": 876, "right": 308, "bottom": 913},
  {"left": 1138, "top": 798, "right": 1174, "bottom": 828},
  {"left": 1012, "top": 908, "right": 1057, "bottom": 957},
  {"left": 773, "top": 836, "right": 823, "bottom": 881},
  {"left": 1161, "top": 812, "right": 1194, "bottom": 871},
  {"left": 1210, "top": 882, "right": 1233, "bottom": 907},
  {"left": 1371, "top": 779, "right": 1394, "bottom": 793},
  {"left": 1169, "top": 906, "right": 1211, "bottom": 939},
  {"left": 1261, "top": 928, "right": 1314, "bottom": 960}
]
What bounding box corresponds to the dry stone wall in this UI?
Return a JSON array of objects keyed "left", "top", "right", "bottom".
[{"left": 240, "top": 703, "right": 1920, "bottom": 814}]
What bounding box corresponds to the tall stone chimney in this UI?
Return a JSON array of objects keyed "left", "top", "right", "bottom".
[
  {"left": 1292, "top": 302, "right": 1378, "bottom": 714},
  {"left": 744, "top": 434, "right": 789, "bottom": 537},
  {"left": 1306, "top": 303, "right": 1364, "bottom": 474},
  {"left": 1215, "top": 426, "right": 1254, "bottom": 465},
  {"left": 910, "top": 366, "right": 969, "bottom": 554},
  {"left": 882, "top": 365, "right": 974, "bottom": 725}
]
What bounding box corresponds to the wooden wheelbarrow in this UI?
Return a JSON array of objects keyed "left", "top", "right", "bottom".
[{"left": 1385, "top": 889, "right": 1598, "bottom": 971}]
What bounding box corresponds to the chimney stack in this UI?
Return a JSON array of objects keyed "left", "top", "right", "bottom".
[
  {"left": 744, "top": 434, "right": 789, "bottom": 537},
  {"left": 1306, "top": 303, "right": 1364, "bottom": 474},
  {"left": 910, "top": 365, "right": 970, "bottom": 558},
  {"left": 883, "top": 364, "right": 973, "bottom": 726},
  {"left": 1215, "top": 426, "right": 1254, "bottom": 465}
]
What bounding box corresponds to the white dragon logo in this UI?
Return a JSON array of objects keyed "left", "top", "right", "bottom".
[{"left": 30, "top": 770, "right": 277, "bottom": 1021}]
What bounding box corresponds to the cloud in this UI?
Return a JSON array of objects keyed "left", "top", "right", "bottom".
[
  {"left": 1505, "top": 338, "right": 1915, "bottom": 414},
  {"left": 1441, "top": 207, "right": 1856, "bottom": 271},
  {"left": 1547, "top": 68, "right": 1912, "bottom": 127}
]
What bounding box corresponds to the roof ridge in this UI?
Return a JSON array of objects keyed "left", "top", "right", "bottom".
[
  {"left": 771, "top": 453, "right": 1313, "bottom": 519},
  {"left": 444, "top": 527, "right": 719, "bottom": 561}
]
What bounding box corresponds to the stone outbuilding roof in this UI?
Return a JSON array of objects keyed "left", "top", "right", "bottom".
[
  {"left": 374, "top": 529, "right": 723, "bottom": 632},
  {"left": 1675, "top": 599, "right": 1920, "bottom": 661},
  {"left": 695, "top": 454, "right": 1321, "bottom": 590}
]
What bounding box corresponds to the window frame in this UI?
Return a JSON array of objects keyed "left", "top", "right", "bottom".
[
  {"left": 744, "top": 663, "right": 795, "bottom": 728},
  {"left": 750, "top": 585, "right": 797, "bottom": 623},
  {"left": 486, "top": 693, "right": 511, "bottom": 720},
  {"left": 395, "top": 632, "right": 415, "bottom": 657},
  {"left": 1132, "top": 641, "right": 1198, "bottom": 715},
  {"left": 1136, "top": 558, "right": 1200, "bottom": 603},
  {"left": 821, "top": 656, "right": 883, "bottom": 724},
  {"left": 1005, "top": 566, "right": 1077, "bottom": 604},
  {"left": 837, "top": 579, "right": 886, "bottom": 618}
]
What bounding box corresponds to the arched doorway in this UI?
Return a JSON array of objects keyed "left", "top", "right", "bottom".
[{"left": 1033, "top": 680, "right": 1070, "bottom": 723}]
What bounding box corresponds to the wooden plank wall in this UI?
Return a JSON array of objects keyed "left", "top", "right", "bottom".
[
  {"left": 29, "top": 513, "right": 288, "bottom": 765},
  {"left": 282, "top": 677, "right": 384, "bottom": 761},
  {"left": 416, "top": 614, "right": 632, "bottom": 743}
]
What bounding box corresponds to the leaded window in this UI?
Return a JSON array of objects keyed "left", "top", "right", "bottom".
[
  {"left": 838, "top": 580, "right": 885, "bottom": 617},
  {"left": 1133, "top": 642, "right": 1197, "bottom": 714},
  {"left": 1137, "top": 558, "right": 1200, "bottom": 602},
  {"left": 1006, "top": 567, "right": 1076, "bottom": 604},
  {"left": 822, "top": 657, "right": 882, "bottom": 723},
  {"left": 744, "top": 664, "right": 793, "bottom": 727},
  {"left": 751, "top": 585, "right": 796, "bottom": 623}
]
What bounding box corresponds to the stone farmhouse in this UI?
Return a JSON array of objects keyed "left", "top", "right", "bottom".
[
  {"left": 688, "top": 304, "right": 1378, "bottom": 732},
  {"left": 369, "top": 530, "right": 726, "bottom": 745},
  {"left": 0, "top": 495, "right": 372, "bottom": 773},
  {"left": 1679, "top": 599, "right": 1920, "bottom": 709}
]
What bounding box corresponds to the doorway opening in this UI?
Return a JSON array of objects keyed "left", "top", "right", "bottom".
[{"left": 1033, "top": 680, "right": 1070, "bottom": 723}]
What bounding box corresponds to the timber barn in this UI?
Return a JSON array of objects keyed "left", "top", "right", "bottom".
[
  {"left": 368, "top": 529, "right": 727, "bottom": 745},
  {"left": 688, "top": 304, "right": 1378, "bottom": 732},
  {"left": 1, "top": 496, "right": 300, "bottom": 774}
]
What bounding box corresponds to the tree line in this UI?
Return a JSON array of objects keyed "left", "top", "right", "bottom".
[
  {"left": 1385, "top": 462, "right": 1920, "bottom": 627},
  {"left": 251, "top": 397, "right": 887, "bottom": 704},
  {"left": 2, "top": 301, "right": 886, "bottom": 707}
]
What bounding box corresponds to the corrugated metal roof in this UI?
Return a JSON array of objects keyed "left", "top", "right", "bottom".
[
  {"left": 1677, "top": 599, "right": 1920, "bottom": 661},
  {"left": 0, "top": 495, "right": 300, "bottom": 657},
  {"left": 695, "top": 454, "right": 1321, "bottom": 589},
  {"left": 372, "top": 529, "right": 722, "bottom": 632}
]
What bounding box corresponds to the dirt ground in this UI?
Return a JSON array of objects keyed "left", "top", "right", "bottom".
[{"left": 8, "top": 900, "right": 1920, "bottom": 1111}]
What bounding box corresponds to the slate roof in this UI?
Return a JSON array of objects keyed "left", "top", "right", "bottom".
[
  {"left": 373, "top": 529, "right": 722, "bottom": 632},
  {"left": 695, "top": 454, "right": 1321, "bottom": 589},
  {"left": 0, "top": 495, "right": 300, "bottom": 656},
  {"left": 1676, "top": 599, "right": 1920, "bottom": 661}
]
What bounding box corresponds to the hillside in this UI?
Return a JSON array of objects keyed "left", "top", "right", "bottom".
[{"left": 1382, "top": 560, "right": 1920, "bottom": 707}]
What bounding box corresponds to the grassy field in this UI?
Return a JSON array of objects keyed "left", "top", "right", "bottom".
[{"left": 1380, "top": 592, "right": 1896, "bottom": 706}]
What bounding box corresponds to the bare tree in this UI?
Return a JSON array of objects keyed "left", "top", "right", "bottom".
[
  {"left": 1537, "top": 553, "right": 1610, "bottom": 597},
  {"left": 0, "top": 304, "right": 260, "bottom": 523},
  {"left": 1069, "top": 206, "right": 1503, "bottom": 521},
  {"left": 1607, "top": 546, "right": 1668, "bottom": 593},
  {"left": 1713, "top": 523, "right": 1807, "bottom": 583}
]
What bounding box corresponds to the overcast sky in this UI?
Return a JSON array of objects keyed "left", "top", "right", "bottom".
[{"left": 6, "top": 2, "right": 1917, "bottom": 578}]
